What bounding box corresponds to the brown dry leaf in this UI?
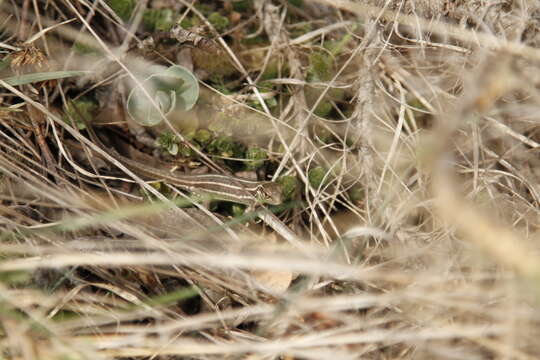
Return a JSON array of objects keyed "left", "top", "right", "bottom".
[
  {"left": 243, "top": 232, "right": 294, "bottom": 294},
  {"left": 250, "top": 268, "right": 293, "bottom": 294}
]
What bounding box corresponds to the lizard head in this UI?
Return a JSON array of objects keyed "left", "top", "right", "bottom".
[{"left": 254, "top": 182, "right": 283, "bottom": 205}]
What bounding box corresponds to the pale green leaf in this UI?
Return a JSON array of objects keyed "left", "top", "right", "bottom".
[{"left": 1, "top": 70, "right": 90, "bottom": 87}]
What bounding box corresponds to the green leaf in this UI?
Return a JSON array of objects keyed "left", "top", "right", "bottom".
[
  {"left": 0, "top": 70, "right": 90, "bottom": 87},
  {"left": 0, "top": 57, "right": 10, "bottom": 71},
  {"left": 156, "top": 131, "right": 180, "bottom": 156},
  {"left": 167, "top": 142, "right": 179, "bottom": 156},
  {"left": 127, "top": 65, "right": 200, "bottom": 126}
]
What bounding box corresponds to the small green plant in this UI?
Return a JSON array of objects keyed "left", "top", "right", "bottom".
[
  {"left": 127, "top": 65, "right": 199, "bottom": 127},
  {"left": 208, "top": 136, "right": 244, "bottom": 159},
  {"left": 178, "top": 142, "right": 200, "bottom": 158},
  {"left": 156, "top": 132, "right": 180, "bottom": 156}
]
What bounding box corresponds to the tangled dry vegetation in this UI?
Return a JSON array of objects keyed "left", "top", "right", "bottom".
[{"left": 0, "top": 0, "right": 540, "bottom": 359}]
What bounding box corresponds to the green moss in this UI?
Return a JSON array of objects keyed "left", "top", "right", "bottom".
[
  {"left": 106, "top": 0, "right": 136, "bottom": 21},
  {"left": 245, "top": 147, "right": 267, "bottom": 170},
  {"left": 63, "top": 98, "right": 97, "bottom": 130},
  {"left": 314, "top": 101, "right": 333, "bottom": 117},
  {"left": 308, "top": 51, "right": 333, "bottom": 82},
  {"left": 143, "top": 8, "right": 174, "bottom": 32},
  {"left": 209, "top": 135, "right": 244, "bottom": 158},
  {"left": 194, "top": 129, "right": 212, "bottom": 147},
  {"left": 279, "top": 175, "right": 299, "bottom": 201},
  {"left": 308, "top": 166, "right": 328, "bottom": 189},
  {"left": 232, "top": 0, "right": 253, "bottom": 12},
  {"left": 179, "top": 17, "right": 194, "bottom": 29},
  {"left": 208, "top": 12, "right": 229, "bottom": 32}
]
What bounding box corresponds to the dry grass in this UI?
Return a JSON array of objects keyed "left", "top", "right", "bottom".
[{"left": 0, "top": 0, "right": 539, "bottom": 359}]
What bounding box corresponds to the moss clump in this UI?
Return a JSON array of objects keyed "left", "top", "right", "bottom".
[
  {"left": 208, "top": 136, "right": 244, "bottom": 159},
  {"left": 232, "top": 0, "right": 253, "bottom": 12},
  {"left": 245, "top": 147, "right": 267, "bottom": 170},
  {"left": 63, "top": 98, "right": 97, "bottom": 130},
  {"left": 193, "top": 129, "right": 212, "bottom": 147},
  {"left": 143, "top": 9, "right": 174, "bottom": 32},
  {"left": 208, "top": 12, "right": 229, "bottom": 32},
  {"left": 314, "top": 101, "right": 333, "bottom": 117},
  {"left": 308, "top": 166, "right": 329, "bottom": 189},
  {"left": 308, "top": 51, "right": 334, "bottom": 82},
  {"left": 279, "top": 175, "right": 299, "bottom": 201},
  {"left": 106, "top": 0, "right": 136, "bottom": 21}
]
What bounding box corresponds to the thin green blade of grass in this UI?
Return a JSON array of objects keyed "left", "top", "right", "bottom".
[
  {"left": 0, "top": 70, "right": 91, "bottom": 87},
  {"left": 138, "top": 287, "right": 199, "bottom": 308}
]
